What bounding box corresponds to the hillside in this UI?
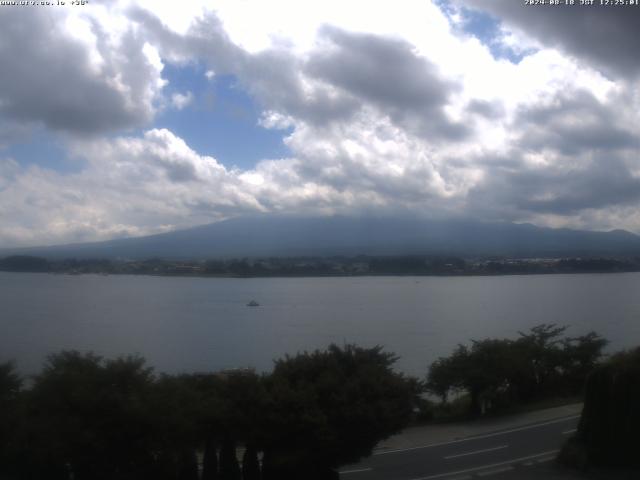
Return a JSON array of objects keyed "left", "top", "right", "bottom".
[{"left": 3, "top": 216, "right": 640, "bottom": 260}]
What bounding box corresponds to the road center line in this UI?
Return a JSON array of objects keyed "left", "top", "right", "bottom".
[
  {"left": 562, "top": 428, "right": 577, "bottom": 435},
  {"left": 444, "top": 445, "right": 508, "bottom": 460},
  {"left": 374, "top": 415, "right": 579, "bottom": 456},
  {"left": 407, "top": 449, "right": 559, "bottom": 480},
  {"left": 339, "top": 467, "right": 373, "bottom": 475}
]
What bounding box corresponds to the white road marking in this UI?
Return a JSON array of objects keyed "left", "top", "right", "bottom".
[
  {"left": 339, "top": 467, "right": 373, "bottom": 475},
  {"left": 407, "top": 449, "right": 559, "bottom": 480},
  {"left": 477, "top": 466, "right": 514, "bottom": 477},
  {"left": 562, "top": 428, "right": 577, "bottom": 435},
  {"left": 374, "top": 415, "right": 579, "bottom": 456},
  {"left": 444, "top": 445, "right": 508, "bottom": 460}
]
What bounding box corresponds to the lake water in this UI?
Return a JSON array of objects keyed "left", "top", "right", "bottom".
[{"left": 2, "top": 272, "right": 640, "bottom": 377}]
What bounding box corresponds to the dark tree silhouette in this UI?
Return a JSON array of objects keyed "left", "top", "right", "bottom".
[
  {"left": 427, "top": 325, "right": 608, "bottom": 416},
  {"left": 242, "top": 445, "right": 261, "bottom": 480},
  {"left": 3, "top": 344, "right": 416, "bottom": 480},
  {"left": 202, "top": 437, "right": 219, "bottom": 480},
  {"left": 23, "top": 352, "right": 157, "bottom": 480},
  {"left": 219, "top": 437, "right": 241, "bottom": 480},
  {"left": 177, "top": 449, "right": 199, "bottom": 480},
  {"left": 0, "top": 255, "right": 50, "bottom": 272},
  {"left": 571, "top": 347, "right": 640, "bottom": 467},
  {"left": 262, "top": 344, "right": 417, "bottom": 478},
  {"left": 0, "top": 362, "right": 22, "bottom": 478}
]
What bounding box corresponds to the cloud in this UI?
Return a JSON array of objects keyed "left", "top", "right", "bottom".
[
  {"left": 459, "top": 0, "right": 640, "bottom": 79},
  {"left": 0, "top": 5, "right": 164, "bottom": 138},
  {"left": 135, "top": 11, "right": 465, "bottom": 133},
  {"left": 465, "top": 88, "right": 640, "bottom": 223},
  {"left": 466, "top": 99, "right": 504, "bottom": 119},
  {"left": 1, "top": 0, "right": 640, "bottom": 247},
  {"left": 0, "top": 120, "right": 478, "bottom": 247},
  {"left": 0, "top": 129, "right": 263, "bottom": 247},
  {"left": 467, "top": 150, "right": 640, "bottom": 222},
  {"left": 306, "top": 27, "right": 469, "bottom": 140},
  {"left": 514, "top": 89, "right": 637, "bottom": 156},
  {"left": 171, "top": 91, "right": 194, "bottom": 110}
]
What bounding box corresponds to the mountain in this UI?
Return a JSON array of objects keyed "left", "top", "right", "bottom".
[{"left": 3, "top": 216, "right": 640, "bottom": 259}]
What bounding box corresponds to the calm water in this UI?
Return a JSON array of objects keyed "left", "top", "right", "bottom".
[{"left": 2, "top": 272, "right": 640, "bottom": 376}]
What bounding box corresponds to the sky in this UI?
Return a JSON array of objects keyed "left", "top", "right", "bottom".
[{"left": 0, "top": 0, "right": 639, "bottom": 247}]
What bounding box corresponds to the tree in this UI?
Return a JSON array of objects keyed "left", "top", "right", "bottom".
[
  {"left": 202, "top": 437, "right": 219, "bottom": 480},
  {"left": 148, "top": 373, "right": 218, "bottom": 480},
  {"left": 428, "top": 340, "right": 517, "bottom": 416},
  {"left": 219, "top": 437, "right": 241, "bottom": 480},
  {"left": 0, "top": 255, "right": 49, "bottom": 272},
  {"left": 427, "top": 325, "right": 608, "bottom": 416},
  {"left": 241, "top": 445, "right": 260, "bottom": 480},
  {"left": 0, "top": 361, "right": 22, "bottom": 477},
  {"left": 24, "top": 351, "right": 158, "bottom": 480},
  {"left": 261, "top": 344, "right": 417, "bottom": 478},
  {"left": 513, "top": 324, "right": 567, "bottom": 399},
  {"left": 559, "top": 332, "right": 608, "bottom": 394},
  {"left": 427, "top": 356, "right": 457, "bottom": 404},
  {"left": 563, "top": 347, "right": 640, "bottom": 468}
]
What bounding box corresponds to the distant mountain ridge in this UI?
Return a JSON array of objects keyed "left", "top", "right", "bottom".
[{"left": 3, "top": 216, "right": 640, "bottom": 260}]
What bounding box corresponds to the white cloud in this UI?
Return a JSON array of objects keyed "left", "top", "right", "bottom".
[
  {"left": 0, "top": 0, "right": 639, "bottom": 247},
  {"left": 0, "top": 129, "right": 266, "bottom": 247},
  {"left": 170, "top": 91, "right": 194, "bottom": 110}
]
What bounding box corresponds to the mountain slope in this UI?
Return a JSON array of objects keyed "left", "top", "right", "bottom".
[{"left": 3, "top": 216, "right": 640, "bottom": 259}]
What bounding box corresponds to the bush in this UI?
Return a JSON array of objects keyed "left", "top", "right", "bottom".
[{"left": 573, "top": 347, "right": 640, "bottom": 467}]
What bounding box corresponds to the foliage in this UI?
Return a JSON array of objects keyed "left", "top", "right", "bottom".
[
  {"left": 573, "top": 347, "right": 640, "bottom": 467},
  {"left": 0, "top": 362, "right": 22, "bottom": 475},
  {"left": 241, "top": 445, "right": 260, "bottom": 480},
  {"left": 0, "top": 255, "right": 50, "bottom": 272},
  {"left": 0, "top": 344, "right": 418, "bottom": 480},
  {"left": 262, "top": 344, "right": 417, "bottom": 475},
  {"left": 0, "top": 361, "right": 21, "bottom": 400},
  {"left": 427, "top": 324, "right": 608, "bottom": 416},
  {"left": 22, "top": 351, "right": 157, "bottom": 480}
]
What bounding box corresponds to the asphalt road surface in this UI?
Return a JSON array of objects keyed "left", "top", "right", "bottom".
[{"left": 339, "top": 414, "right": 579, "bottom": 480}]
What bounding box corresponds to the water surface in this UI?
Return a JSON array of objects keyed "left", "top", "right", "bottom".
[{"left": 2, "top": 272, "right": 639, "bottom": 376}]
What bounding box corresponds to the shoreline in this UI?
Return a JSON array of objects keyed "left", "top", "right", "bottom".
[{"left": 8, "top": 268, "right": 640, "bottom": 279}]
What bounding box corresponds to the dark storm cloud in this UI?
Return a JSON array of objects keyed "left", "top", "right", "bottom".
[
  {"left": 470, "top": 153, "right": 640, "bottom": 218},
  {"left": 307, "top": 27, "right": 470, "bottom": 139},
  {"left": 515, "top": 90, "right": 637, "bottom": 155},
  {"left": 460, "top": 0, "right": 640, "bottom": 78},
  {"left": 0, "top": 8, "right": 158, "bottom": 136}
]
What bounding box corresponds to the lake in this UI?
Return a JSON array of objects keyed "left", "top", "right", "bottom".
[{"left": 2, "top": 272, "right": 640, "bottom": 377}]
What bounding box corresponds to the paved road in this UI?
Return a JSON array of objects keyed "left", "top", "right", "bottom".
[{"left": 339, "top": 414, "right": 579, "bottom": 480}]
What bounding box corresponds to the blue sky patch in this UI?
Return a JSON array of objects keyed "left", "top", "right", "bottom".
[
  {"left": 156, "top": 63, "right": 292, "bottom": 170},
  {"left": 2, "top": 128, "right": 82, "bottom": 174},
  {"left": 436, "top": 0, "right": 534, "bottom": 64}
]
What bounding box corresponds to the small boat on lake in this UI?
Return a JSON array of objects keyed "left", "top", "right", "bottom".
[{"left": 246, "top": 300, "right": 260, "bottom": 307}]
